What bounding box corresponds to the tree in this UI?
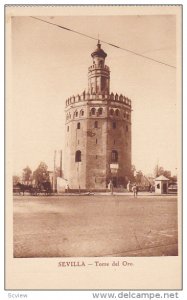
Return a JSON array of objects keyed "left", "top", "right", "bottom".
[
  {"left": 13, "top": 175, "right": 20, "bottom": 185},
  {"left": 129, "top": 165, "right": 136, "bottom": 182},
  {"left": 163, "top": 170, "right": 171, "bottom": 178},
  {"left": 136, "top": 170, "right": 143, "bottom": 184},
  {"left": 154, "top": 165, "right": 164, "bottom": 177},
  {"left": 33, "top": 162, "right": 49, "bottom": 186},
  {"left": 154, "top": 165, "right": 171, "bottom": 179},
  {"left": 22, "top": 166, "right": 32, "bottom": 184}
]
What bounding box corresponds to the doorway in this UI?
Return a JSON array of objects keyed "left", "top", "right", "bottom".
[
  {"left": 163, "top": 183, "right": 167, "bottom": 194},
  {"left": 112, "top": 177, "right": 117, "bottom": 187}
]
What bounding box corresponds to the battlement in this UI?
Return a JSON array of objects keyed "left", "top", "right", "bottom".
[{"left": 65, "top": 92, "right": 131, "bottom": 107}]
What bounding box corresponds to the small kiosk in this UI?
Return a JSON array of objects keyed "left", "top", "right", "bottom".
[{"left": 155, "top": 175, "right": 169, "bottom": 194}]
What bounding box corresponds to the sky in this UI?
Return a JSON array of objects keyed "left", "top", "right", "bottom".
[{"left": 11, "top": 14, "right": 178, "bottom": 176}]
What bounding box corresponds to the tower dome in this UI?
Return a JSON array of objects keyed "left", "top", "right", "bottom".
[{"left": 91, "top": 41, "right": 107, "bottom": 59}]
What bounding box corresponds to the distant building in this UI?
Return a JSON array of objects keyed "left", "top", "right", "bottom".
[
  {"left": 155, "top": 175, "right": 169, "bottom": 194},
  {"left": 64, "top": 41, "right": 132, "bottom": 190}
]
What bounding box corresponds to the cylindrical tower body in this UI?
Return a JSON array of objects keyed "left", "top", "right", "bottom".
[{"left": 64, "top": 42, "right": 132, "bottom": 191}]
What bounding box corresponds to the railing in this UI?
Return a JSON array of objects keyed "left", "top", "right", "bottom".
[{"left": 88, "top": 64, "right": 110, "bottom": 71}]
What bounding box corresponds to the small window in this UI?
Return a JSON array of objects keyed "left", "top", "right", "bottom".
[
  {"left": 98, "top": 108, "right": 103, "bottom": 115},
  {"left": 80, "top": 110, "right": 84, "bottom": 116},
  {"left": 111, "top": 150, "right": 118, "bottom": 162},
  {"left": 75, "top": 150, "right": 81, "bottom": 162},
  {"left": 75, "top": 111, "right": 78, "bottom": 117},
  {"left": 91, "top": 108, "right": 96, "bottom": 115},
  {"left": 115, "top": 109, "right": 120, "bottom": 116},
  {"left": 96, "top": 155, "right": 98, "bottom": 159},
  {"left": 77, "top": 122, "right": 80, "bottom": 129},
  {"left": 110, "top": 109, "right": 114, "bottom": 116},
  {"left": 99, "top": 61, "right": 103, "bottom": 68},
  {"left": 94, "top": 121, "right": 98, "bottom": 128},
  {"left": 67, "top": 126, "right": 69, "bottom": 132},
  {"left": 112, "top": 122, "right": 116, "bottom": 129},
  {"left": 126, "top": 125, "right": 128, "bottom": 132}
]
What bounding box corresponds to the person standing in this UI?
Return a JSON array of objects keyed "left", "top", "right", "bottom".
[
  {"left": 108, "top": 180, "right": 114, "bottom": 195},
  {"left": 127, "top": 181, "right": 131, "bottom": 192}
]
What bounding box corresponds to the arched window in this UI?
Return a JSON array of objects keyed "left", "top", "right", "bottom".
[
  {"left": 91, "top": 107, "right": 96, "bottom": 115},
  {"left": 67, "top": 126, "right": 69, "bottom": 132},
  {"left": 80, "top": 110, "right": 84, "bottom": 116},
  {"left": 98, "top": 107, "right": 103, "bottom": 115},
  {"left": 111, "top": 150, "right": 118, "bottom": 162},
  {"left": 110, "top": 109, "right": 114, "bottom": 116},
  {"left": 112, "top": 121, "right": 116, "bottom": 129},
  {"left": 77, "top": 122, "right": 80, "bottom": 129},
  {"left": 94, "top": 121, "right": 98, "bottom": 128},
  {"left": 115, "top": 109, "right": 120, "bottom": 116},
  {"left": 75, "top": 150, "right": 81, "bottom": 162}
]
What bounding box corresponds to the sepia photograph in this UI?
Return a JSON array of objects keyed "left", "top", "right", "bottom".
[{"left": 5, "top": 5, "right": 182, "bottom": 290}]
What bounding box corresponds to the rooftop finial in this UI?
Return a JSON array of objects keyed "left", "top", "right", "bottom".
[
  {"left": 97, "top": 34, "right": 101, "bottom": 49},
  {"left": 91, "top": 38, "right": 107, "bottom": 58}
]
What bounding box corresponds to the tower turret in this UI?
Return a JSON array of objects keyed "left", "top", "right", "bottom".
[{"left": 88, "top": 41, "right": 110, "bottom": 95}]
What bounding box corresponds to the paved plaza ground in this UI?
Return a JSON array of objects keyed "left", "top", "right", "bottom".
[{"left": 13, "top": 194, "right": 178, "bottom": 257}]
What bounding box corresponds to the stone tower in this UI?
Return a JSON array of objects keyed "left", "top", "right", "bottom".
[{"left": 64, "top": 41, "right": 132, "bottom": 191}]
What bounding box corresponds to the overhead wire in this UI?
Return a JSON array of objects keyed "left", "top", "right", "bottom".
[{"left": 30, "top": 16, "right": 176, "bottom": 69}]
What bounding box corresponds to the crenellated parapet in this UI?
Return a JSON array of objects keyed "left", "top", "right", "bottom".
[
  {"left": 65, "top": 92, "right": 131, "bottom": 108},
  {"left": 109, "top": 92, "right": 131, "bottom": 106}
]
